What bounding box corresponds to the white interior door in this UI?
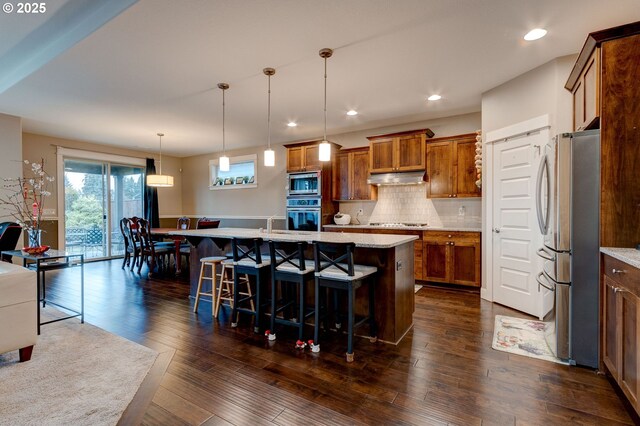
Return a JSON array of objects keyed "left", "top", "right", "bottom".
[{"left": 491, "top": 130, "right": 547, "bottom": 317}]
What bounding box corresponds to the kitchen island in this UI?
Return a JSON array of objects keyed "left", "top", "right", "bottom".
[{"left": 170, "top": 228, "right": 418, "bottom": 344}]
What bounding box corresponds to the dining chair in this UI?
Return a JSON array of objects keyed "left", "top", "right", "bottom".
[
  {"left": 177, "top": 216, "right": 191, "bottom": 230},
  {"left": 136, "top": 218, "right": 172, "bottom": 276},
  {"left": 119, "top": 218, "right": 134, "bottom": 269},
  {"left": 196, "top": 218, "right": 220, "bottom": 229},
  {"left": 312, "top": 241, "right": 377, "bottom": 362}
]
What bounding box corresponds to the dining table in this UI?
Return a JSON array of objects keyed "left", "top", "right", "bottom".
[{"left": 150, "top": 227, "right": 187, "bottom": 275}]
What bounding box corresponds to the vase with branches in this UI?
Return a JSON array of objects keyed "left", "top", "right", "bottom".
[{"left": 0, "top": 159, "right": 54, "bottom": 248}]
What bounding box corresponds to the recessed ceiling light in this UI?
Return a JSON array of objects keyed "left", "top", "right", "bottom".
[
  {"left": 427, "top": 94, "right": 441, "bottom": 101},
  {"left": 346, "top": 110, "right": 358, "bottom": 116},
  {"left": 287, "top": 122, "right": 297, "bottom": 127},
  {"left": 524, "top": 28, "right": 547, "bottom": 41}
]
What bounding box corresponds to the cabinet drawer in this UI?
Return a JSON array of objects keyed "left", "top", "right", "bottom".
[
  {"left": 603, "top": 254, "right": 640, "bottom": 297},
  {"left": 424, "top": 231, "right": 480, "bottom": 242}
]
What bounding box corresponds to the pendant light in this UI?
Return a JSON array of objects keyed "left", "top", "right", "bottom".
[
  {"left": 218, "top": 82, "right": 230, "bottom": 172},
  {"left": 146, "top": 132, "right": 174, "bottom": 187},
  {"left": 263, "top": 67, "right": 275, "bottom": 167},
  {"left": 318, "top": 48, "right": 333, "bottom": 162}
]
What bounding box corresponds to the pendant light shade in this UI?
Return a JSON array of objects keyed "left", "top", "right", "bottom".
[
  {"left": 319, "top": 48, "right": 333, "bottom": 162},
  {"left": 263, "top": 67, "right": 276, "bottom": 167},
  {"left": 147, "top": 133, "right": 174, "bottom": 187},
  {"left": 218, "top": 83, "right": 230, "bottom": 172}
]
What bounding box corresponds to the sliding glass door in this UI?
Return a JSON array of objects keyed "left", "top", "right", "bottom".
[{"left": 63, "top": 159, "right": 144, "bottom": 259}]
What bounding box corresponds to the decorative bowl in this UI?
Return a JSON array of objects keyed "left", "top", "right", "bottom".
[
  {"left": 334, "top": 213, "right": 351, "bottom": 225},
  {"left": 22, "top": 245, "right": 50, "bottom": 255}
]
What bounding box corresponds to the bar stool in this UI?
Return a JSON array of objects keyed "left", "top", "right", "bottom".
[
  {"left": 230, "top": 237, "right": 271, "bottom": 333},
  {"left": 193, "top": 256, "right": 226, "bottom": 315},
  {"left": 267, "top": 241, "right": 315, "bottom": 342},
  {"left": 214, "top": 259, "right": 252, "bottom": 318},
  {"left": 312, "top": 241, "right": 377, "bottom": 362}
]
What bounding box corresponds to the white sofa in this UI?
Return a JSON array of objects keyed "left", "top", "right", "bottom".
[{"left": 0, "top": 261, "right": 37, "bottom": 361}]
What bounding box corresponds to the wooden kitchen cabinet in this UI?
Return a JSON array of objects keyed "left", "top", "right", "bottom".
[
  {"left": 333, "top": 147, "right": 377, "bottom": 201},
  {"left": 601, "top": 254, "right": 640, "bottom": 414},
  {"left": 426, "top": 133, "right": 481, "bottom": 199},
  {"left": 285, "top": 141, "right": 331, "bottom": 172},
  {"left": 423, "top": 231, "right": 480, "bottom": 287},
  {"left": 568, "top": 47, "right": 600, "bottom": 131},
  {"left": 368, "top": 129, "right": 430, "bottom": 174}
]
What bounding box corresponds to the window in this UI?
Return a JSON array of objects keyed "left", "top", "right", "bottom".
[{"left": 209, "top": 154, "right": 258, "bottom": 190}]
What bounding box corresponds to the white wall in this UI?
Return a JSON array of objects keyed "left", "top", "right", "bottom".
[{"left": 0, "top": 113, "right": 23, "bottom": 221}]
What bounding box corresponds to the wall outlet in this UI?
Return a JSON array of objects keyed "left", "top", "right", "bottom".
[
  {"left": 396, "top": 260, "right": 403, "bottom": 271},
  {"left": 357, "top": 208, "right": 364, "bottom": 215}
]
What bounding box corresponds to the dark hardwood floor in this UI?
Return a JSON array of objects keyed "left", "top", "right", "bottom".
[{"left": 42, "top": 260, "right": 634, "bottom": 425}]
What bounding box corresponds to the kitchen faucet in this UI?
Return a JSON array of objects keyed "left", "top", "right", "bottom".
[{"left": 267, "top": 215, "right": 275, "bottom": 233}]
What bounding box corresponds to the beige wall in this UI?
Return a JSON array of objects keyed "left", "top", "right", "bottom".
[
  {"left": 180, "top": 112, "right": 481, "bottom": 218},
  {"left": 22, "top": 132, "right": 183, "bottom": 218},
  {"left": 0, "top": 113, "right": 23, "bottom": 230},
  {"left": 481, "top": 55, "right": 576, "bottom": 135}
]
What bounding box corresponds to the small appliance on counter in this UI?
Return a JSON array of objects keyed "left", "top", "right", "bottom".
[{"left": 333, "top": 212, "right": 351, "bottom": 225}]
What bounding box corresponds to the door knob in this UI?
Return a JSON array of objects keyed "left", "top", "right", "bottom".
[{"left": 493, "top": 228, "right": 501, "bottom": 233}]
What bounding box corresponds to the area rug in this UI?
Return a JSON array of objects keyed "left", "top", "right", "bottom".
[
  {"left": 491, "top": 315, "right": 568, "bottom": 365},
  {"left": 0, "top": 307, "right": 158, "bottom": 426}
]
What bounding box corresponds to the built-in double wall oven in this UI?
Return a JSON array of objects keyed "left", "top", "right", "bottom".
[{"left": 286, "top": 197, "right": 321, "bottom": 232}]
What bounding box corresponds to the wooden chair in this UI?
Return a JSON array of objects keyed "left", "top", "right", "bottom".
[
  {"left": 177, "top": 216, "right": 191, "bottom": 230},
  {"left": 127, "top": 217, "right": 142, "bottom": 271},
  {"left": 230, "top": 237, "right": 270, "bottom": 333},
  {"left": 312, "top": 241, "right": 377, "bottom": 362},
  {"left": 267, "top": 240, "right": 315, "bottom": 342},
  {"left": 196, "top": 218, "right": 220, "bottom": 229},
  {"left": 214, "top": 259, "right": 252, "bottom": 319},
  {"left": 136, "top": 218, "right": 172, "bottom": 276},
  {"left": 119, "top": 218, "right": 134, "bottom": 269},
  {"left": 193, "top": 256, "right": 226, "bottom": 316}
]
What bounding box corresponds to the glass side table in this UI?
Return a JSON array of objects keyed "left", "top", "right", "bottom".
[{"left": 1, "top": 249, "right": 84, "bottom": 334}]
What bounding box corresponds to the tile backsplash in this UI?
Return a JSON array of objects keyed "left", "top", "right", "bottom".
[{"left": 337, "top": 185, "right": 481, "bottom": 226}]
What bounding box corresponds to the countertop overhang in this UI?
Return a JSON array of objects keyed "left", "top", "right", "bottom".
[
  {"left": 324, "top": 223, "right": 482, "bottom": 232},
  {"left": 169, "top": 227, "right": 417, "bottom": 249}
]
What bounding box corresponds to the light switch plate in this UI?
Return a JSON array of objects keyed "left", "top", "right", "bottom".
[{"left": 43, "top": 208, "right": 56, "bottom": 216}]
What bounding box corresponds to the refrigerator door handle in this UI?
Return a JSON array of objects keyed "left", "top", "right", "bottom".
[
  {"left": 535, "top": 154, "right": 550, "bottom": 235},
  {"left": 536, "top": 246, "right": 555, "bottom": 261},
  {"left": 536, "top": 271, "right": 555, "bottom": 292}
]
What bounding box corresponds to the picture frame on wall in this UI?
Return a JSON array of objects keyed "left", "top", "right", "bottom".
[{"left": 235, "top": 177, "right": 244, "bottom": 185}]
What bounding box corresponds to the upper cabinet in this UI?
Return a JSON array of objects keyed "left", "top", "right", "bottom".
[
  {"left": 567, "top": 48, "right": 600, "bottom": 131},
  {"left": 367, "top": 129, "right": 430, "bottom": 173},
  {"left": 286, "top": 143, "right": 320, "bottom": 172},
  {"left": 333, "top": 147, "right": 377, "bottom": 201},
  {"left": 426, "top": 133, "right": 481, "bottom": 198}
]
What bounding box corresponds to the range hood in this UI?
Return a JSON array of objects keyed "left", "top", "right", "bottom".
[{"left": 367, "top": 171, "right": 426, "bottom": 186}]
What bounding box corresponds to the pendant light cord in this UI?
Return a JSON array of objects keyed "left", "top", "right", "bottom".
[
  {"left": 323, "top": 56, "right": 327, "bottom": 142},
  {"left": 158, "top": 134, "right": 163, "bottom": 175},
  {"left": 267, "top": 74, "right": 271, "bottom": 149},
  {"left": 222, "top": 89, "right": 226, "bottom": 155}
]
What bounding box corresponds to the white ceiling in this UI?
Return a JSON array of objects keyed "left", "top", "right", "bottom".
[{"left": 1, "top": 0, "right": 639, "bottom": 157}]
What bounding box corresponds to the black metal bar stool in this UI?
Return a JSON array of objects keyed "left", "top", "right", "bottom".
[
  {"left": 230, "top": 237, "right": 270, "bottom": 333},
  {"left": 267, "top": 240, "right": 315, "bottom": 343},
  {"left": 312, "top": 241, "right": 377, "bottom": 362}
]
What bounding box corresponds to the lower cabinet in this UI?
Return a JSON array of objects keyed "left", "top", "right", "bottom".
[
  {"left": 602, "top": 254, "right": 640, "bottom": 414},
  {"left": 423, "top": 231, "right": 481, "bottom": 287}
]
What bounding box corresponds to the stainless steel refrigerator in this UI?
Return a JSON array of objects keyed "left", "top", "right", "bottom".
[{"left": 535, "top": 130, "right": 600, "bottom": 368}]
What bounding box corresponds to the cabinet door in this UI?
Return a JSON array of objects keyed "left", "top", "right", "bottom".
[
  {"left": 454, "top": 139, "right": 481, "bottom": 198},
  {"left": 450, "top": 239, "right": 480, "bottom": 287},
  {"left": 396, "top": 133, "right": 425, "bottom": 172},
  {"left": 423, "top": 240, "right": 449, "bottom": 283},
  {"left": 414, "top": 240, "right": 424, "bottom": 281},
  {"left": 304, "top": 145, "right": 321, "bottom": 171},
  {"left": 370, "top": 138, "right": 395, "bottom": 173},
  {"left": 287, "top": 147, "right": 304, "bottom": 172},
  {"left": 619, "top": 289, "right": 639, "bottom": 407},
  {"left": 603, "top": 275, "right": 620, "bottom": 378},
  {"left": 351, "top": 150, "right": 375, "bottom": 200},
  {"left": 333, "top": 152, "right": 350, "bottom": 200},
  {"left": 583, "top": 51, "right": 599, "bottom": 130},
  {"left": 573, "top": 81, "right": 585, "bottom": 131},
  {"left": 426, "top": 142, "right": 454, "bottom": 198}
]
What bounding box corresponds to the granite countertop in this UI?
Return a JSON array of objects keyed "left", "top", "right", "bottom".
[
  {"left": 324, "top": 223, "right": 482, "bottom": 232},
  {"left": 169, "top": 227, "right": 418, "bottom": 249},
  {"left": 601, "top": 247, "right": 640, "bottom": 269}
]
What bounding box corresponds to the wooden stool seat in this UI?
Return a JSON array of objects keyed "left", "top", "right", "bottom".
[{"left": 193, "top": 256, "right": 227, "bottom": 316}]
